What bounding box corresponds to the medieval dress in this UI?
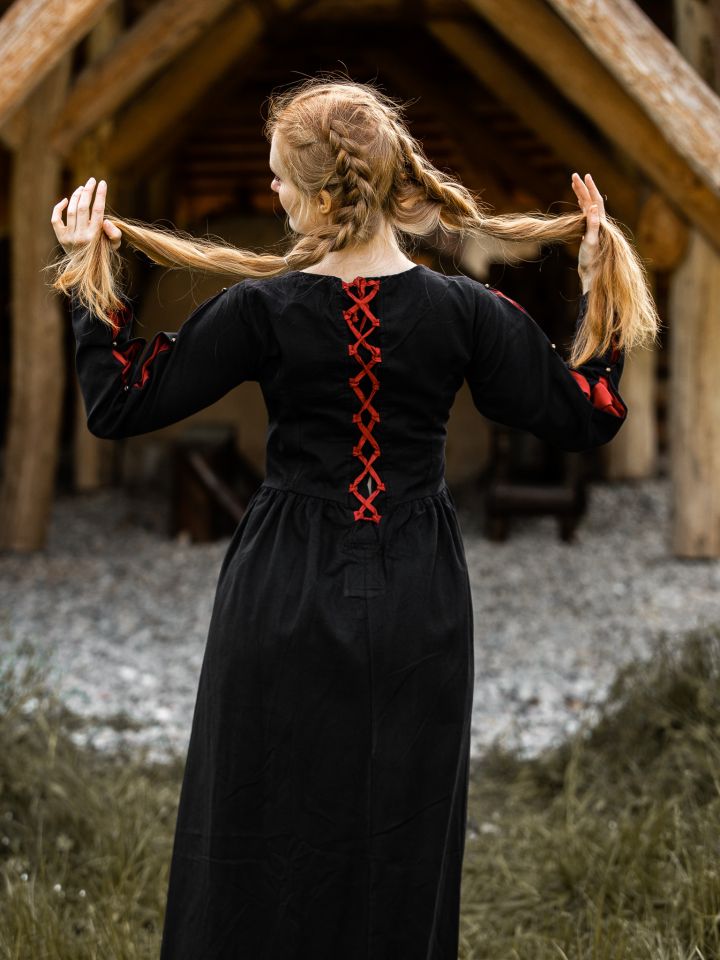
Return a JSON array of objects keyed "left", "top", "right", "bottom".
[{"left": 70, "top": 263, "right": 627, "bottom": 960}]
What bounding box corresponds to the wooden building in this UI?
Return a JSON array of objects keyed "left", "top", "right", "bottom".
[{"left": 0, "top": 0, "right": 718, "bottom": 554}]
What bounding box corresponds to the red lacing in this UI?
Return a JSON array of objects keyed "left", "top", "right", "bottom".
[{"left": 342, "top": 276, "right": 385, "bottom": 523}]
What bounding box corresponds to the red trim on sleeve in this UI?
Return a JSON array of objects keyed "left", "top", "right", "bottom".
[
  {"left": 570, "top": 370, "right": 625, "bottom": 418},
  {"left": 111, "top": 336, "right": 172, "bottom": 390},
  {"left": 134, "top": 337, "right": 172, "bottom": 389},
  {"left": 486, "top": 286, "right": 532, "bottom": 318},
  {"left": 111, "top": 342, "right": 142, "bottom": 385},
  {"left": 592, "top": 376, "right": 626, "bottom": 417},
  {"left": 569, "top": 370, "right": 591, "bottom": 398}
]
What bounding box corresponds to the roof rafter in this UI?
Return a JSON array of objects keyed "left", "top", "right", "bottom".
[
  {"left": 546, "top": 0, "right": 720, "bottom": 197},
  {"left": 464, "top": 0, "right": 720, "bottom": 250},
  {"left": 0, "top": 0, "right": 112, "bottom": 132},
  {"left": 428, "top": 17, "right": 639, "bottom": 226},
  {"left": 52, "top": 0, "right": 240, "bottom": 156}
]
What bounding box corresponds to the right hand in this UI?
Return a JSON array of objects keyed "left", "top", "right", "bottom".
[
  {"left": 51, "top": 176, "right": 123, "bottom": 255},
  {"left": 571, "top": 171, "right": 607, "bottom": 292}
]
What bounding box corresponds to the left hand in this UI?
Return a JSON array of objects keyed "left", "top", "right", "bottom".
[
  {"left": 571, "top": 172, "right": 607, "bottom": 292},
  {"left": 51, "top": 176, "right": 122, "bottom": 255}
]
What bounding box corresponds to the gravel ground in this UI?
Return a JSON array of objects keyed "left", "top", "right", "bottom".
[{"left": 1, "top": 476, "right": 719, "bottom": 766}]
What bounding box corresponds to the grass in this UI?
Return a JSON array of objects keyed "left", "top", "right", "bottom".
[
  {"left": 0, "top": 642, "right": 182, "bottom": 960},
  {"left": 0, "top": 628, "right": 718, "bottom": 959},
  {"left": 459, "top": 626, "right": 720, "bottom": 960}
]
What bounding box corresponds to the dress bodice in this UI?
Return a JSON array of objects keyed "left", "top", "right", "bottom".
[
  {"left": 70, "top": 262, "right": 627, "bottom": 529},
  {"left": 255, "top": 267, "right": 472, "bottom": 519}
]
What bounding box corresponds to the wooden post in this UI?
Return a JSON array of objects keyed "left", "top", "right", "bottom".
[
  {"left": 668, "top": 230, "right": 720, "bottom": 554},
  {"left": 604, "top": 332, "right": 658, "bottom": 480},
  {"left": 70, "top": 4, "right": 123, "bottom": 493},
  {"left": 668, "top": 0, "right": 720, "bottom": 556},
  {"left": 0, "top": 56, "right": 71, "bottom": 551},
  {"left": 606, "top": 193, "right": 688, "bottom": 480}
]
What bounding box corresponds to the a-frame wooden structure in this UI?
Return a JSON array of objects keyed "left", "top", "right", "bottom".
[{"left": 0, "top": 0, "right": 718, "bottom": 555}]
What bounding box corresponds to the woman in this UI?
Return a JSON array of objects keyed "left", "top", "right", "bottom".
[{"left": 50, "top": 77, "right": 657, "bottom": 959}]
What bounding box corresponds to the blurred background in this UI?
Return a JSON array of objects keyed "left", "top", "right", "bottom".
[{"left": 0, "top": 1, "right": 719, "bottom": 957}]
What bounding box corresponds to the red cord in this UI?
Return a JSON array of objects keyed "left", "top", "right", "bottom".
[{"left": 342, "top": 277, "right": 385, "bottom": 522}]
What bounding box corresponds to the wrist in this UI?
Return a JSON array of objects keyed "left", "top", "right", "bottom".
[{"left": 579, "top": 273, "right": 594, "bottom": 295}]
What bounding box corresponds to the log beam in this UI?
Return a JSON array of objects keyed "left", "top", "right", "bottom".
[
  {"left": 668, "top": 229, "right": 720, "bottom": 554},
  {"left": 85, "top": 2, "right": 285, "bottom": 175},
  {"left": 428, "top": 18, "right": 639, "bottom": 226},
  {"left": 369, "top": 50, "right": 536, "bottom": 212},
  {"left": 545, "top": 0, "right": 720, "bottom": 199},
  {"left": 0, "top": 56, "right": 72, "bottom": 551},
  {"left": 51, "top": 0, "right": 238, "bottom": 157},
  {"left": 462, "top": 0, "right": 720, "bottom": 251},
  {"left": 0, "top": 0, "right": 111, "bottom": 132},
  {"left": 668, "top": 0, "right": 720, "bottom": 557},
  {"left": 70, "top": 4, "right": 123, "bottom": 493}
]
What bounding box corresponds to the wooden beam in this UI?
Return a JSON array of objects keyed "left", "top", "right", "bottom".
[
  {"left": 668, "top": 0, "right": 720, "bottom": 557},
  {"left": 85, "top": 2, "right": 278, "bottom": 175},
  {"left": 51, "top": 0, "right": 238, "bottom": 157},
  {"left": 428, "top": 18, "right": 639, "bottom": 226},
  {"left": 0, "top": 0, "right": 112, "bottom": 131},
  {"left": 462, "top": 0, "right": 720, "bottom": 251},
  {"left": 374, "top": 47, "right": 560, "bottom": 209},
  {"left": 70, "top": 4, "right": 123, "bottom": 494},
  {"left": 668, "top": 229, "right": 720, "bottom": 554},
  {"left": 369, "top": 52, "right": 531, "bottom": 212},
  {"left": 545, "top": 0, "right": 720, "bottom": 199},
  {"left": 0, "top": 55, "right": 72, "bottom": 551}
]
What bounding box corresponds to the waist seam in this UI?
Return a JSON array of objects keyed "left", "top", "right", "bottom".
[{"left": 259, "top": 479, "right": 449, "bottom": 508}]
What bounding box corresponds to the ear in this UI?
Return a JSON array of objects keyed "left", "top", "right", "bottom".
[{"left": 318, "top": 189, "right": 332, "bottom": 215}]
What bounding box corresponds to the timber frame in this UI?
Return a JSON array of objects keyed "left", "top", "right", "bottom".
[{"left": 0, "top": 0, "right": 718, "bottom": 554}]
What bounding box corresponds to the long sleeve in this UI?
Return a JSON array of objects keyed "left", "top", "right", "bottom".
[
  {"left": 464, "top": 284, "right": 627, "bottom": 452},
  {"left": 71, "top": 281, "right": 263, "bottom": 439}
]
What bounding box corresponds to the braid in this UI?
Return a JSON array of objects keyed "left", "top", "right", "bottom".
[
  {"left": 389, "top": 124, "right": 490, "bottom": 236},
  {"left": 324, "top": 118, "right": 381, "bottom": 249}
]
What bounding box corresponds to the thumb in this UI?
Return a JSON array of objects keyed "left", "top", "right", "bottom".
[{"left": 103, "top": 219, "right": 122, "bottom": 238}]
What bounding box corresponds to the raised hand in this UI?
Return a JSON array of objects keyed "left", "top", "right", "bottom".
[
  {"left": 571, "top": 172, "right": 606, "bottom": 292},
  {"left": 51, "top": 176, "right": 122, "bottom": 255}
]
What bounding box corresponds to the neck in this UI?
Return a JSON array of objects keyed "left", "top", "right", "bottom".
[{"left": 302, "top": 220, "right": 416, "bottom": 278}]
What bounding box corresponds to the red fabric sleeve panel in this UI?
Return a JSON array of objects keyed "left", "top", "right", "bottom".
[
  {"left": 570, "top": 369, "right": 624, "bottom": 418},
  {"left": 569, "top": 370, "right": 591, "bottom": 399},
  {"left": 592, "top": 376, "right": 626, "bottom": 418}
]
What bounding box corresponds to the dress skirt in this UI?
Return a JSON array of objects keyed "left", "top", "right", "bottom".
[{"left": 159, "top": 481, "right": 474, "bottom": 960}]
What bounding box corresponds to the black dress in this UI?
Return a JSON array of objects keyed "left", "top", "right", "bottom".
[{"left": 71, "top": 264, "right": 627, "bottom": 960}]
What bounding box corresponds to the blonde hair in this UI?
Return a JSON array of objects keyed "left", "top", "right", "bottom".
[{"left": 49, "top": 74, "right": 659, "bottom": 366}]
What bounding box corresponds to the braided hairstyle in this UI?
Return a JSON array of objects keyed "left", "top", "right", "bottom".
[{"left": 50, "top": 73, "right": 658, "bottom": 365}]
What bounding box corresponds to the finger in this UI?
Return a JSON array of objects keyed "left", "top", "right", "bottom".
[
  {"left": 103, "top": 219, "right": 122, "bottom": 239},
  {"left": 66, "top": 185, "right": 84, "bottom": 231},
  {"left": 584, "top": 173, "right": 606, "bottom": 218},
  {"left": 571, "top": 172, "right": 592, "bottom": 208},
  {"left": 51, "top": 197, "right": 69, "bottom": 227},
  {"left": 584, "top": 203, "right": 600, "bottom": 245},
  {"left": 90, "top": 179, "right": 107, "bottom": 225},
  {"left": 76, "top": 176, "right": 96, "bottom": 232}
]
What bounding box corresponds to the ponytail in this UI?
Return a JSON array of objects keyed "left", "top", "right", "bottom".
[{"left": 48, "top": 74, "right": 660, "bottom": 363}]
